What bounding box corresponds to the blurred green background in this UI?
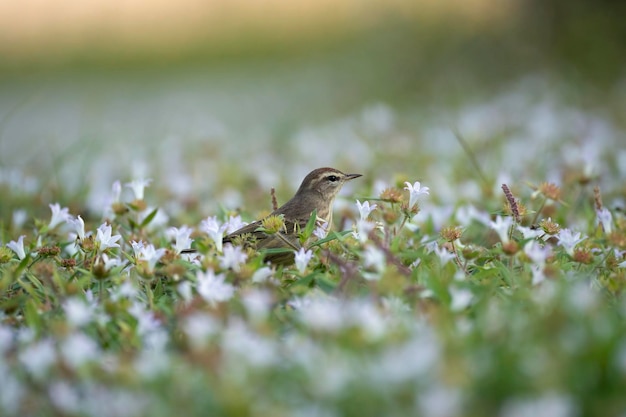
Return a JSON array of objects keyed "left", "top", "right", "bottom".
[{"left": 1, "top": 0, "right": 625, "bottom": 215}]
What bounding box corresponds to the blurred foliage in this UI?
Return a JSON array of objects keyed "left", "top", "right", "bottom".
[
  {"left": 2, "top": 1, "right": 625, "bottom": 95},
  {"left": 519, "top": 0, "right": 626, "bottom": 87}
]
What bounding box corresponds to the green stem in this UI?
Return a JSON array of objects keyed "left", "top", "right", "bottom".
[
  {"left": 451, "top": 241, "right": 469, "bottom": 276},
  {"left": 531, "top": 198, "right": 547, "bottom": 225}
]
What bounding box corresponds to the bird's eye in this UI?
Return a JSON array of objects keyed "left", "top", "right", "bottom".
[{"left": 327, "top": 175, "right": 339, "bottom": 182}]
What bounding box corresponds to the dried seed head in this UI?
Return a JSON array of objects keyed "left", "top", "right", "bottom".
[
  {"left": 441, "top": 226, "right": 463, "bottom": 242},
  {"left": 37, "top": 246, "right": 61, "bottom": 257},
  {"left": 92, "top": 256, "right": 109, "bottom": 279},
  {"left": 112, "top": 202, "right": 129, "bottom": 216},
  {"left": 160, "top": 249, "right": 179, "bottom": 265},
  {"left": 80, "top": 236, "right": 96, "bottom": 252},
  {"left": 129, "top": 199, "right": 147, "bottom": 212},
  {"left": 539, "top": 182, "right": 561, "bottom": 201},
  {"left": 502, "top": 184, "right": 522, "bottom": 223},
  {"left": 572, "top": 248, "right": 593, "bottom": 264},
  {"left": 539, "top": 218, "right": 560, "bottom": 235},
  {"left": 270, "top": 187, "right": 278, "bottom": 211},
  {"left": 380, "top": 187, "right": 403, "bottom": 204},
  {"left": 60, "top": 258, "right": 77, "bottom": 269},
  {"left": 382, "top": 210, "right": 400, "bottom": 224},
  {"left": 607, "top": 231, "right": 626, "bottom": 249},
  {"left": 502, "top": 240, "right": 520, "bottom": 255},
  {"left": 593, "top": 186, "right": 603, "bottom": 211},
  {"left": 33, "top": 261, "right": 55, "bottom": 281},
  {"left": 504, "top": 200, "right": 528, "bottom": 219},
  {"left": 163, "top": 263, "right": 187, "bottom": 279}
]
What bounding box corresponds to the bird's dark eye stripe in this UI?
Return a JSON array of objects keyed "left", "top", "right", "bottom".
[{"left": 327, "top": 175, "right": 339, "bottom": 182}]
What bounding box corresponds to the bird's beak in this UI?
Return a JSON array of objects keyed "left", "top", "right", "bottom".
[{"left": 345, "top": 173, "right": 363, "bottom": 181}]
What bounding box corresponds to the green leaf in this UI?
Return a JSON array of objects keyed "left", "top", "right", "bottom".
[
  {"left": 291, "top": 274, "right": 314, "bottom": 287},
  {"left": 13, "top": 254, "right": 31, "bottom": 278},
  {"left": 316, "top": 276, "right": 337, "bottom": 293},
  {"left": 24, "top": 299, "right": 42, "bottom": 332},
  {"left": 128, "top": 218, "right": 139, "bottom": 231},
  {"left": 140, "top": 208, "right": 159, "bottom": 229},
  {"left": 308, "top": 230, "right": 352, "bottom": 248},
  {"left": 261, "top": 247, "right": 295, "bottom": 255},
  {"left": 299, "top": 209, "right": 318, "bottom": 244}
]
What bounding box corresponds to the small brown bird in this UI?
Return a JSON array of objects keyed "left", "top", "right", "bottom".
[{"left": 187, "top": 167, "right": 362, "bottom": 264}]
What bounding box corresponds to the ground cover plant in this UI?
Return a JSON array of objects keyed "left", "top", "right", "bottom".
[{"left": 1, "top": 71, "right": 626, "bottom": 417}]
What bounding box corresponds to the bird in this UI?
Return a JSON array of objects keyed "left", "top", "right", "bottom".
[{"left": 185, "top": 167, "right": 362, "bottom": 264}]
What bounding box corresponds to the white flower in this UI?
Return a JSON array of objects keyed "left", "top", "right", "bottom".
[
  {"left": 404, "top": 181, "right": 430, "bottom": 208},
  {"left": 434, "top": 244, "right": 456, "bottom": 265},
  {"left": 425, "top": 204, "right": 455, "bottom": 232},
  {"left": 6, "top": 235, "right": 27, "bottom": 260},
  {"left": 224, "top": 215, "right": 247, "bottom": 234},
  {"left": 63, "top": 297, "right": 94, "bottom": 327},
  {"left": 556, "top": 229, "right": 586, "bottom": 256},
  {"left": 410, "top": 258, "right": 422, "bottom": 269},
  {"left": 0, "top": 326, "right": 13, "bottom": 354},
  {"left": 489, "top": 215, "right": 513, "bottom": 244},
  {"left": 131, "top": 240, "right": 166, "bottom": 271},
  {"left": 356, "top": 200, "right": 377, "bottom": 220},
  {"left": 48, "top": 382, "right": 80, "bottom": 414},
  {"left": 134, "top": 348, "right": 170, "bottom": 379},
  {"left": 449, "top": 287, "right": 473, "bottom": 311},
  {"left": 501, "top": 393, "right": 575, "bottom": 417},
  {"left": 18, "top": 338, "right": 56, "bottom": 379},
  {"left": 109, "top": 280, "right": 138, "bottom": 301},
  {"left": 242, "top": 289, "right": 272, "bottom": 323},
  {"left": 67, "top": 215, "right": 86, "bottom": 240},
  {"left": 251, "top": 266, "right": 273, "bottom": 283},
  {"left": 352, "top": 219, "right": 375, "bottom": 243},
  {"left": 517, "top": 225, "right": 544, "bottom": 240},
  {"left": 294, "top": 248, "right": 313, "bottom": 274},
  {"left": 184, "top": 313, "right": 219, "bottom": 349},
  {"left": 196, "top": 269, "right": 234, "bottom": 305},
  {"left": 130, "top": 240, "right": 145, "bottom": 257},
  {"left": 418, "top": 385, "right": 462, "bottom": 417},
  {"left": 177, "top": 281, "right": 193, "bottom": 303},
  {"left": 0, "top": 375, "right": 23, "bottom": 415},
  {"left": 294, "top": 295, "right": 343, "bottom": 332},
  {"left": 100, "top": 253, "right": 122, "bottom": 270},
  {"left": 12, "top": 209, "right": 28, "bottom": 229},
  {"left": 200, "top": 216, "right": 228, "bottom": 252},
  {"left": 524, "top": 241, "right": 552, "bottom": 285},
  {"left": 167, "top": 225, "right": 193, "bottom": 253},
  {"left": 456, "top": 204, "right": 491, "bottom": 227},
  {"left": 221, "top": 320, "right": 277, "bottom": 367},
  {"left": 362, "top": 245, "right": 386, "bottom": 280},
  {"left": 219, "top": 244, "right": 248, "bottom": 272},
  {"left": 125, "top": 178, "right": 152, "bottom": 200},
  {"left": 313, "top": 221, "right": 328, "bottom": 239},
  {"left": 111, "top": 180, "right": 122, "bottom": 203},
  {"left": 96, "top": 223, "right": 121, "bottom": 251},
  {"left": 129, "top": 301, "right": 161, "bottom": 336},
  {"left": 596, "top": 207, "right": 613, "bottom": 234},
  {"left": 48, "top": 203, "right": 70, "bottom": 229},
  {"left": 524, "top": 241, "right": 551, "bottom": 266},
  {"left": 423, "top": 238, "right": 438, "bottom": 253},
  {"left": 382, "top": 296, "right": 411, "bottom": 315},
  {"left": 60, "top": 332, "right": 100, "bottom": 369}
]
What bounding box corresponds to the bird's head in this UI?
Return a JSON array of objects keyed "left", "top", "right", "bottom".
[{"left": 296, "top": 167, "right": 362, "bottom": 200}]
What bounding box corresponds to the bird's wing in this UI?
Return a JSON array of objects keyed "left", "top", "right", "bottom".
[
  {"left": 223, "top": 218, "right": 308, "bottom": 246},
  {"left": 222, "top": 220, "right": 264, "bottom": 243}
]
